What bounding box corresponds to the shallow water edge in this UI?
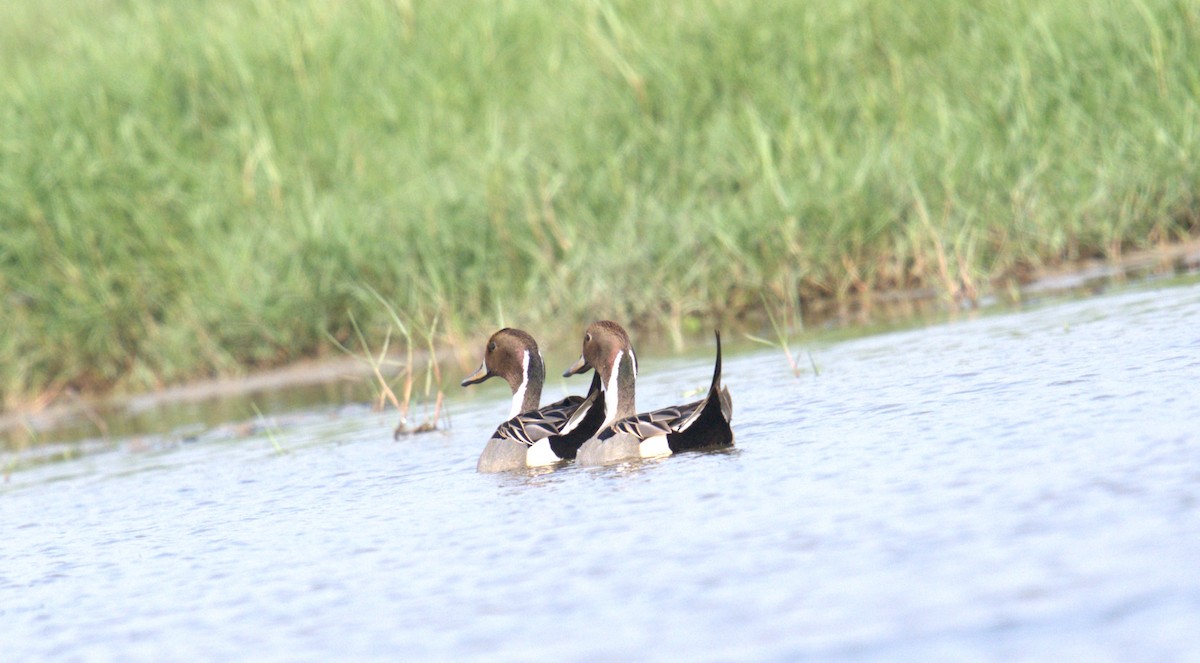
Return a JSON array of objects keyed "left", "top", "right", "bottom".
[{"left": 4, "top": 240, "right": 1199, "bottom": 458}]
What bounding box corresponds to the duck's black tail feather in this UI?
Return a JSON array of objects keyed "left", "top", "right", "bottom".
[
  {"left": 702, "top": 330, "right": 732, "bottom": 428},
  {"left": 667, "top": 330, "right": 733, "bottom": 452},
  {"left": 709, "top": 330, "right": 723, "bottom": 395},
  {"left": 586, "top": 370, "right": 602, "bottom": 396},
  {"left": 709, "top": 330, "right": 731, "bottom": 422}
]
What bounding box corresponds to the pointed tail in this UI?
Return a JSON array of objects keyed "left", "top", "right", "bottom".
[
  {"left": 710, "top": 330, "right": 733, "bottom": 422},
  {"left": 668, "top": 330, "right": 733, "bottom": 440},
  {"left": 709, "top": 330, "right": 723, "bottom": 395}
]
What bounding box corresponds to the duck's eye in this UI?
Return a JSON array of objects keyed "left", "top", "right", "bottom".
[
  {"left": 585, "top": 333, "right": 592, "bottom": 344},
  {"left": 487, "top": 342, "right": 497, "bottom": 352}
]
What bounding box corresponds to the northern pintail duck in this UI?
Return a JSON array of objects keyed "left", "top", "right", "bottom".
[
  {"left": 563, "top": 320, "right": 733, "bottom": 466},
  {"left": 462, "top": 328, "right": 606, "bottom": 472}
]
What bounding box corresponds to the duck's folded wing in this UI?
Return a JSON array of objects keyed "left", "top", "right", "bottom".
[
  {"left": 491, "top": 394, "right": 587, "bottom": 447},
  {"left": 607, "top": 398, "right": 705, "bottom": 440},
  {"left": 492, "top": 412, "right": 560, "bottom": 447}
]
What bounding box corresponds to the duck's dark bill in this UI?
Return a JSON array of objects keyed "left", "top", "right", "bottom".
[
  {"left": 562, "top": 354, "right": 589, "bottom": 378},
  {"left": 460, "top": 363, "right": 491, "bottom": 387}
]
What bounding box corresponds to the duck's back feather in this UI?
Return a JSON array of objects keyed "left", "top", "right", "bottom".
[
  {"left": 492, "top": 394, "right": 585, "bottom": 447},
  {"left": 598, "top": 398, "right": 704, "bottom": 441}
]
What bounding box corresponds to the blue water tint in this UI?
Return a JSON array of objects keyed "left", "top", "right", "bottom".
[{"left": 3, "top": 282, "right": 1199, "bottom": 661}]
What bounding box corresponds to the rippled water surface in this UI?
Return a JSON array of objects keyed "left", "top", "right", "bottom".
[{"left": 4, "top": 281, "right": 1200, "bottom": 661}]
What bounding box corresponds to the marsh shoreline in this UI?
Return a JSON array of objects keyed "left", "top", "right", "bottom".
[{"left": 6, "top": 239, "right": 1198, "bottom": 445}]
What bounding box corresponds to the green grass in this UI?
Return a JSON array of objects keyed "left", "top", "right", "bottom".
[{"left": 2, "top": 0, "right": 1198, "bottom": 408}]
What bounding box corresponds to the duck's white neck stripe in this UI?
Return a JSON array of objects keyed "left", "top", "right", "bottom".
[
  {"left": 602, "top": 350, "right": 624, "bottom": 429},
  {"left": 508, "top": 350, "right": 531, "bottom": 419}
]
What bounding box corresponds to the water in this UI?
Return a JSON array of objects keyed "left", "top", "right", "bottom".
[{"left": 3, "top": 280, "right": 1199, "bottom": 661}]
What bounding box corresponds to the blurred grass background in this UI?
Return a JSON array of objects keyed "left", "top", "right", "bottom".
[{"left": 2, "top": 0, "right": 1198, "bottom": 408}]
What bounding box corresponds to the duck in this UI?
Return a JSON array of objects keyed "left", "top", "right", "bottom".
[
  {"left": 461, "top": 328, "right": 606, "bottom": 472},
  {"left": 562, "top": 320, "right": 733, "bottom": 466}
]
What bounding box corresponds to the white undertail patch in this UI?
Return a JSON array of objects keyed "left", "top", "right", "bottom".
[
  {"left": 508, "top": 350, "right": 532, "bottom": 419},
  {"left": 526, "top": 439, "right": 560, "bottom": 466},
  {"left": 639, "top": 435, "right": 672, "bottom": 458}
]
